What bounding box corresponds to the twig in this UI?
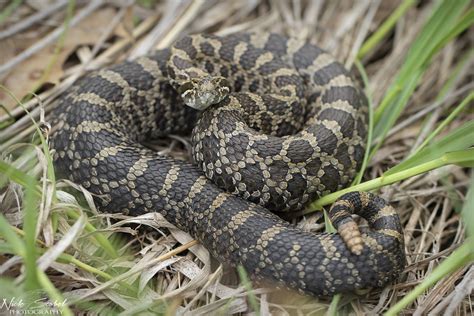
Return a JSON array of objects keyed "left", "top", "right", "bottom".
[
  {"left": 0, "top": 0, "right": 104, "bottom": 76},
  {"left": 216, "top": 10, "right": 279, "bottom": 37},
  {"left": 128, "top": 0, "right": 184, "bottom": 58},
  {"left": 156, "top": 0, "right": 205, "bottom": 49},
  {"left": 386, "top": 83, "right": 473, "bottom": 139},
  {"left": 0, "top": 15, "right": 158, "bottom": 142},
  {"left": 326, "top": 1, "right": 370, "bottom": 52},
  {"left": 129, "top": 0, "right": 205, "bottom": 58},
  {"left": 0, "top": 0, "right": 69, "bottom": 40},
  {"left": 345, "top": 0, "right": 380, "bottom": 68},
  {"left": 63, "top": 0, "right": 132, "bottom": 81},
  {"left": 430, "top": 265, "right": 474, "bottom": 315},
  {"left": 71, "top": 239, "right": 199, "bottom": 303}
]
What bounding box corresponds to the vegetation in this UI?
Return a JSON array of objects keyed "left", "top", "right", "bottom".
[{"left": 0, "top": 1, "right": 472, "bottom": 314}]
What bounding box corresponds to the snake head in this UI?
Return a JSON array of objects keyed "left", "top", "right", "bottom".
[{"left": 178, "top": 76, "right": 230, "bottom": 110}]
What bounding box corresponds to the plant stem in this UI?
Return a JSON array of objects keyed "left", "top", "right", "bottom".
[{"left": 309, "top": 148, "right": 474, "bottom": 211}]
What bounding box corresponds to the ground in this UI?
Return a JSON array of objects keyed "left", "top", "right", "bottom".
[{"left": 0, "top": 1, "right": 473, "bottom": 315}]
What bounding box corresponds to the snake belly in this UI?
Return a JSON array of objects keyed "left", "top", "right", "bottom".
[{"left": 50, "top": 33, "right": 405, "bottom": 296}]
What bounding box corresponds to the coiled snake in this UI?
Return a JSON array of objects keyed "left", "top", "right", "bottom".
[{"left": 50, "top": 33, "right": 406, "bottom": 296}]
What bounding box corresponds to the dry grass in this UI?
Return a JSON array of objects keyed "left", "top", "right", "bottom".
[{"left": 0, "top": 1, "right": 473, "bottom": 315}]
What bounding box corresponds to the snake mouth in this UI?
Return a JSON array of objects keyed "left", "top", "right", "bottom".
[
  {"left": 177, "top": 75, "right": 231, "bottom": 110},
  {"left": 181, "top": 90, "right": 220, "bottom": 110}
]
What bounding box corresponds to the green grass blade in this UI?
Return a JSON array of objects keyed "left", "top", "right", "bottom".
[
  {"left": 0, "top": 160, "right": 40, "bottom": 290},
  {"left": 37, "top": 270, "right": 74, "bottom": 316},
  {"left": 372, "top": 0, "right": 472, "bottom": 150},
  {"left": 385, "top": 120, "right": 474, "bottom": 175},
  {"left": 237, "top": 265, "right": 260, "bottom": 315},
  {"left": 22, "top": 173, "right": 40, "bottom": 291},
  {"left": 65, "top": 209, "right": 118, "bottom": 258},
  {"left": 0, "top": 160, "right": 38, "bottom": 188},
  {"left": 310, "top": 148, "right": 474, "bottom": 210},
  {"left": 357, "top": 0, "right": 416, "bottom": 59},
  {"left": 0, "top": 104, "right": 15, "bottom": 129},
  {"left": 411, "top": 92, "right": 474, "bottom": 156},
  {"left": 0, "top": 214, "right": 26, "bottom": 257},
  {"left": 353, "top": 60, "right": 374, "bottom": 185},
  {"left": 0, "top": 277, "right": 24, "bottom": 301},
  {"left": 406, "top": 49, "right": 474, "bottom": 159},
  {"left": 428, "top": 9, "right": 474, "bottom": 62},
  {"left": 0, "top": 0, "right": 23, "bottom": 25},
  {"left": 371, "top": 72, "right": 422, "bottom": 155},
  {"left": 385, "top": 242, "right": 474, "bottom": 315},
  {"left": 392, "top": 0, "right": 468, "bottom": 80},
  {"left": 461, "top": 174, "right": 474, "bottom": 246},
  {"left": 437, "top": 49, "right": 474, "bottom": 100},
  {"left": 327, "top": 293, "right": 341, "bottom": 316}
]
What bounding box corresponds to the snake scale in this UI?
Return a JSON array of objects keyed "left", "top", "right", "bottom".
[{"left": 50, "top": 33, "right": 406, "bottom": 296}]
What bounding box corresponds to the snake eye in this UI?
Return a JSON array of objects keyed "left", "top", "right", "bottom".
[
  {"left": 215, "top": 77, "right": 230, "bottom": 89},
  {"left": 177, "top": 82, "right": 194, "bottom": 94}
]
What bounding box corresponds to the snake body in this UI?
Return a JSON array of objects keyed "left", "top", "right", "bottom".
[{"left": 50, "top": 33, "right": 405, "bottom": 296}]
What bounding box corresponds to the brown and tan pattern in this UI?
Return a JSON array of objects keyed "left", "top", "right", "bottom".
[{"left": 50, "top": 33, "right": 405, "bottom": 296}]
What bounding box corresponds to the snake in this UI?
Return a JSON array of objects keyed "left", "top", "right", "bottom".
[{"left": 50, "top": 32, "right": 406, "bottom": 296}]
